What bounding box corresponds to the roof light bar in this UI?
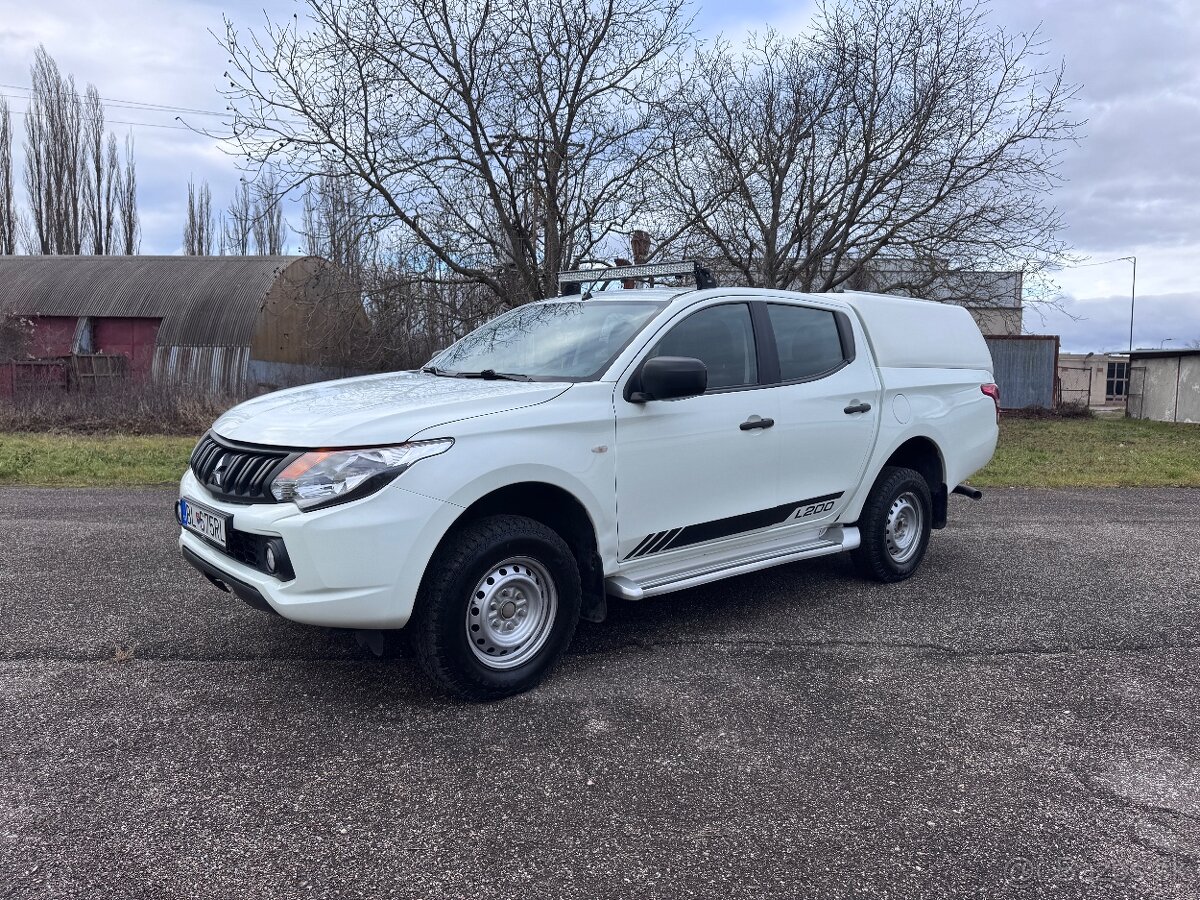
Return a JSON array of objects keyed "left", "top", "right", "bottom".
[{"left": 558, "top": 261, "right": 718, "bottom": 295}]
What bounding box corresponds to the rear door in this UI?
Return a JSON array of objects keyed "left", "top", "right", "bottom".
[{"left": 766, "top": 300, "right": 881, "bottom": 525}]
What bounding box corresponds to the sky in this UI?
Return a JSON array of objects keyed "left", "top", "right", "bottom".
[{"left": 0, "top": 0, "right": 1196, "bottom": 352}]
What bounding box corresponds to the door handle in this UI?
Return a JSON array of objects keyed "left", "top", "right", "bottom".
[
  {"left": 740, "top": 416, "right": 775, "bottom": 431},
  {"left": 843, "top": 402, "right": 872, "bottom": 415}
]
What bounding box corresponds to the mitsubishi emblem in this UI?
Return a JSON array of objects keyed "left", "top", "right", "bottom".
[{"left": 211, "top": 455, "right": 227, "bottom": 488}]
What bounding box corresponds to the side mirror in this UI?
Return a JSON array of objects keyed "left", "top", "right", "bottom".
[{"left": 630, "top": 356, "right": 707, "bottom": 402}]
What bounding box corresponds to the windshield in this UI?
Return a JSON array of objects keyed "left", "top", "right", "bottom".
[{"left": 428, "top": 300, "right": 665, "bottom": 380}]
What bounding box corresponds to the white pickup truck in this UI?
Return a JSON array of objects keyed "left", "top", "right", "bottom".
[{"left": 178, "top": 262, "right": 999, "bottom": 700}]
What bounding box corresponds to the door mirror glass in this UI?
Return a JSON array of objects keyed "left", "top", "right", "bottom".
[{"left": 633, "top": 356, "right": 707, "bottom": 402}]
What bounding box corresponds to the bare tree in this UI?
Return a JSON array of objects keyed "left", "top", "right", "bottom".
[
  {"left": 116, "top": 134, "right": 140, "bottom": 254},
  {"left": 222, "top": 180, "right": 254, "bottom": 255},
  {"left": 0, "top": 97, "right": 18, "bottom": 254},
  {"left": 251, "top": 168, "right": 289, "bottom": 254},
  {"left": 218, "top": 0, "right": 691, "bottom": 303},
  {"left": 657, "top": 0, "right": 1079, "bottom": 301},
  {"left": 19, "top": 47, "right": 134, "bottom": 256},
  {"left": 82, "top": 85, "right": 119, "bottom": 254},
  {"left": 183, "top": 178, "right": 217, "bottom": 254},
  {"left": 302, "top": 169, "right": 375, "bottom": 277},
  {"left": 23, "top": 46, "right": 84, "bottom": 254}
]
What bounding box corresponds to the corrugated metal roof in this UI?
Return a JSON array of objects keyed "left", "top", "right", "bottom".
[{"left": 0, "top": 255, "right": 304, "bottom": 346}]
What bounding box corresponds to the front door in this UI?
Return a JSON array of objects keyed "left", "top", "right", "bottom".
[{"left": 613, "top": 302, "right": 780, "bottom": 563}]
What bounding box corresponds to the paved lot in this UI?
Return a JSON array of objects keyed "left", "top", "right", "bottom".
[{"left": 0, "top": 486, "right": 1198, "bottom": 899}]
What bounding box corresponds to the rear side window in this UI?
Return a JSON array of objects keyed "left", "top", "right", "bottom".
[
  {"left": 649, "top": 303, "right": 758, "bottom": 390},
  {"left": 768, "top": 304, "right": 846, "bottom": 381}
]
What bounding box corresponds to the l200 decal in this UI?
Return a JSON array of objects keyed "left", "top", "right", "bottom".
[{"left": 623, "top": 492, "right": 845, "bottom": 561}]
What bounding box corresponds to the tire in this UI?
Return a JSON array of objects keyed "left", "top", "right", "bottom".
[
  {"left": 851, "top": 466, "right": 933, "bottom": 583},
  {"left": 410, "top": 514, "right": 581, "bottom": 701}
]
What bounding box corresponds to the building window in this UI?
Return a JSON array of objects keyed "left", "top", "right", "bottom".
[{"left": 1106, "top": 361, "right": 1129, "bottom": 401}]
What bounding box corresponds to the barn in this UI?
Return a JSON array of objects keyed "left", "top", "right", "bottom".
[{"left": 0, "top": 255, "right": 360, "bottom": 396}]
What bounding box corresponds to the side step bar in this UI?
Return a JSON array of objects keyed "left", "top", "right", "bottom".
[{"left": 606, "top": 526, "right": 861, "bottom": 602}]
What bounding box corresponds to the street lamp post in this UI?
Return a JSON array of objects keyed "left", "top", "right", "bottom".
[
  {"left": 1159, "top": 338, "right": 1174, "bottom": 350},
  {"left": 1122, "top": 255, "right": 1137, "bottom": 354}
]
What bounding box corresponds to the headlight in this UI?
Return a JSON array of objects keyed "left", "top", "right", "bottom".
[{"left": 270, "top": 439, "right": 453, "bottom": 510}]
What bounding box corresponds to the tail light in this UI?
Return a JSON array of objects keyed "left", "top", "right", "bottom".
[{"left": 981, "top": 383, "right": 1000, "bottom": 422}]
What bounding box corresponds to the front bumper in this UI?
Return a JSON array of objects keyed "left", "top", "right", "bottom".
[
  {"left": 182, "top": 544, "right": 277, "bottom": 614},
  {"left": 177, "top": 468, "right": 462, "bottom": 629}
]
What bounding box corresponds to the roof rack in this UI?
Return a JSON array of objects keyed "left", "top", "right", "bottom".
[{"left": 558, "top": 261, "right": 718, "bottom": 295}]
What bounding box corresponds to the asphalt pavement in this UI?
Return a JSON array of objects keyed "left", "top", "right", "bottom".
[{"left": 0, "top": 485, "right": 1198, "bottom": 899}]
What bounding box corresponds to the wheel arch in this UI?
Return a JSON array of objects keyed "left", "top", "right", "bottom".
[
  {"left": 439, "top": 481, "right": 607, "bottom": 623},
  {"left": 880, "top": 435, "right": 948, "bottom": 529}
]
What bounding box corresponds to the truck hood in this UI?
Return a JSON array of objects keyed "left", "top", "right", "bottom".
[{"left": 212, "top": 371, "right": 572, "bottom": 447}]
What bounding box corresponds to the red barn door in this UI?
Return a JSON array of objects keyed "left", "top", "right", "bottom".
[{"left": 92, "top": 317, "right": 161, "bottom": 378}]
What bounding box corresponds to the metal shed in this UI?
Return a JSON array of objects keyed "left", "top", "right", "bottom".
[
  {"left": 1127, "top": 349, "right": 1200, "bottom": 424},
  {"left": 0, "top": 256, "right": 360, "bottom": 395},
  {"left": 984, "top": 335, "right": 1060, "bottom": 409}
]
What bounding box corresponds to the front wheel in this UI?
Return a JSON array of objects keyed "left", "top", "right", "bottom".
[
  {"left": 851, "top": 466, "right": 932, "bottom": 583},
  {"left": 410, "top": 515, "right": 581, "bottom": 701}
]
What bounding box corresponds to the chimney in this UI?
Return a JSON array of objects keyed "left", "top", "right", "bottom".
[
  {"left": 631, "top": 229, "right": 650, "bottom": 265},
  {"left": 614, "top": 257, "right": 635, "bottom": 290}
]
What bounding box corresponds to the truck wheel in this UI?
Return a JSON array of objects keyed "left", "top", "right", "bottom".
[
  {"left": 852, "top": 466, "right": 932, "bottom": 583},
  {"left": 411, "top": 515, "right": 581, "bottom": 701}
]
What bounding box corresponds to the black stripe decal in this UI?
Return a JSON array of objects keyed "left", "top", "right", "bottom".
[
  {"left": 647, "top": 527, "right": 683, "bottom": 555},
  {"left": 648, "top": 528, "right": 686, "bottom": 556},
  {"left": 627, "top": 532, "right": 662, "bottom": 559},
  {"left": 623, "top": 492, "right": 845, "bottom": 561}
]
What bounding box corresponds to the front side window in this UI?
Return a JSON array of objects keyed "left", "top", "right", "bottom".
[
  {"left": 430, "top": 300, "right": 664, "bottom": 380},
  {"left": 648, "top": 303, "right": 758, "bottom": 390},
  {"left": 768, "top": 303, "right": 846, "bottom": 381}
]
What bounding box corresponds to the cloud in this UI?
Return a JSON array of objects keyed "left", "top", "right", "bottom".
[
  {"left": 1001, "top": 0, "right": 1200, "bottom": 258},
  {"left": 0, "top": 0, "right": 296, "bottom": 254},
  {"left": 1030, "top": 290, "right": 1200, "bottom": 354}
]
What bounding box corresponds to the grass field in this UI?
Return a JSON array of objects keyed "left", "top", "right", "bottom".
[
  {"left": 1, "top": 417, "right": 1199, "bottom": 488},
  {"left": 972, "top": 416, "right": 1200, "bottom": 488},
  {"left": 0, "top": 433, "right": 197, "bottom": 487}
]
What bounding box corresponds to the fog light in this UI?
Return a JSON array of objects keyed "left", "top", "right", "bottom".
[{"left": 264, "top": 543, "right": 278, "bottom": 574}]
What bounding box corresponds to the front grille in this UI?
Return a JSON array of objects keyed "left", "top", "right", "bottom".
[{"left": 189, "top": 432, "right": 294, "bottom": 503}]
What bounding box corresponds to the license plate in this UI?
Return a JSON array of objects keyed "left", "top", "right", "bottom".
[{"left": 180, "top": 497, "right": 229, "bottom": 549}]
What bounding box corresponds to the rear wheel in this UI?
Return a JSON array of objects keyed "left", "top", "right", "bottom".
[
  {"left": 411, "top": 515, "right": 581, "bottom": 701},
  {"left": 852, "top": 466, "right": 932, "bottom": 583}
]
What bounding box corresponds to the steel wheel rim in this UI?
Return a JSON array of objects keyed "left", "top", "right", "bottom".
[
  {"left": 885, "top": 492, "right": 923, "bottom": 564},
  {"left": 465, "top": 556, "right": 557, "bottom": 670}
]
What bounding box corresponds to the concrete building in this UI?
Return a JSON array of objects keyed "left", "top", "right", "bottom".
[
  {"left": 0, "top": 255, "right": 360, "bottom": 396},
  {"left": 850, "top": 263, "right": 1024, "bottom": 336},
  {"left": 1058, "top": 352, "right": 1130, "bottom": 409},
  {"left": 685, "top": 252, "right": 1026, "bottom": 337},
  {"left": 1127, "top": 349, "right": 1200, "bottom": 424}
]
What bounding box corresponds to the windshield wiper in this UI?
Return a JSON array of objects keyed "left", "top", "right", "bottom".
[
  {"left": 422, "top": 366, "right": 533, "bottom": 382},
  {"left": 457, "top": 369, "right": 534, "bottom": 382}
]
